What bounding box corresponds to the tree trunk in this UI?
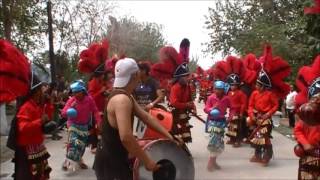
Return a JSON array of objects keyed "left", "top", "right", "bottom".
[
  {"left": 47, "top": 0, "right": 56, "bottom": 83},
  {"left": 3, "top": 0, "right": 12, "bottom": 40}
]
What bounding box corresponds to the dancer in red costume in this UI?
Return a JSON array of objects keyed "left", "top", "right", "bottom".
[
  {"left": 247, "top": 45, "right": 291, "bottom": 166},
  {"left": 213, "top": 56, "right": 248, "bottom": 147},
  {"left": 294, "top": 55, "right": 320, "bottom": 180},
  {"left": 151, "top": 38, "right": 196, "bottom": 143},
  {"left": 2, "top": 39, "right": 53, "bottom": 180}
]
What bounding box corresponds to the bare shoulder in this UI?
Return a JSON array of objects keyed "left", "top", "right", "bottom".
[{"left": 109, "top": 94, "right": 133, "bottom": 108}]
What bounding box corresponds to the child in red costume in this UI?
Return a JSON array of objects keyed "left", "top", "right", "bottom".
[
  {"left": 248, "top": 81, "right": 278, "bottom": 165},
  {"left": 294, "top": 55, "right": 320, "bottom": 180},
  {"left": 213, "top": 56, "right": 249, "bottom": 147},
  {"left": 169, "top": 63, "right": 196, "bottom": 143},
  {"left": 247, "top": 45, "right": 291, "bottom": 166},
  {"left": 226, "top": 82, "right": 247, "bottom": 147}
]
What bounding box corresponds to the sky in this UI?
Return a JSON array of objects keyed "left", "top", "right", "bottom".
[{"left": 114, "top": 1, "right": 219, "bottom": 70}]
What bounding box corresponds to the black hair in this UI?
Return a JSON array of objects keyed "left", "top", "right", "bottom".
[{"left": 138, "top": 63, "right": 150, "bottom": 75}]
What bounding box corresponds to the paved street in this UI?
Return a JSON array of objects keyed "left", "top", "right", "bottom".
[{"left": 0, "top": 102, "right": 298, "bottom": 180}]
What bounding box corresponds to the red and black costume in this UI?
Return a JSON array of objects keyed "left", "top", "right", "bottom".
[
  {"left": 151, "top": 39, "right": 195, "bottom": 143},
  {"left": 169, "top": 71, "right": 194, "bottom": 142},
  {"left": 213, "top": 56, "right": 249, "bottom": 146},
  {"left": 15, "top": 98, "right": 52, "bottom": 180},
  {"left": 247, "top": 45, "right": 291, "bottom": 165},
  {"left": 2, "top": 39, "right": 52, "bottom": 180},
  {"left": 294, "top": 55, "right": 320, "bottom": 179}
]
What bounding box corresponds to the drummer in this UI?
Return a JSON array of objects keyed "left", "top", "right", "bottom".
[
  {"left": 93, "top": 58, "right": 175, "bottom": 180},
  {"left": 133, "top": 61, "right": 165, "bottom": 111}
]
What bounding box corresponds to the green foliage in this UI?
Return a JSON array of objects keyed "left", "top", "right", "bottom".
[
  {"left": 0, "top": 0, "right": 47, "bottom": 52},
  {"left": 106, "top": 16, "right": 166, "bottom": 62},
  {"left": 204, "top": 0, "right": 320, "bottom": 82},
  {"left": 189, "top": 56, "right": 199, "bottom": 72}
]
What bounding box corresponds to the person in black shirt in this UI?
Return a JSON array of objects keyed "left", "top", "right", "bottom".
[{"left": 133, "top": 62, "right": 165, "bottom": 111}]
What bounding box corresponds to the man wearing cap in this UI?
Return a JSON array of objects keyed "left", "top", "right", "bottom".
[
  {"left": 93, "top": 58, "right": 175, "bottom": 180},
  {"left": 169, "top": 63, "right": 196, "bottom": 143},
  {"left": 61, "top": 80, "right": 102, "bottom": 170}
]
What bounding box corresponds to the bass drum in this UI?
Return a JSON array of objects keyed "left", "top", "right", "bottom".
[
  {"left": 143, "top": 108, "right": 173, "bottom": 139},
  {"left": 133, "top": 139, "right": 195, "bottom": 180}
]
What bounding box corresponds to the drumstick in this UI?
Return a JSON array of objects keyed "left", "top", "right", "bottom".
[{"left": 190, "top": 113, "right": 206, "bottom": 124}]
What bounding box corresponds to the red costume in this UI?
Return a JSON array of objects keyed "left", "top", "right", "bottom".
[
  {"left": 88, "top": 78, "right": 106, "bottom": 112},
  {"left": 212, "top": 56, "right": 249, "bottom": 146},
  {"left": 247, "top": 45, "right": 291, "bottom": 165},
  {"left": 151, "top": 40, "right": 195, "bottom": 143},
  {"left": 294, "top": 55, "right": 320, "bottom": 179},
  {"left": 199, "top": 79, "right": 211, "bottom": 103},
  {"left": 248, "top": 90, "right": 278, "bottom": 120},
  {"left": 2, "top": 39, "right": 52, "bottom": 180},
  {"left": 169, "top": 67, "right": 194, "bottom": 143},
  {"left": 170, "top": 82, "right": 193, "bottom": 109},
  {"left": 17, "top": 99, "right": 45, "bottom": 146}
]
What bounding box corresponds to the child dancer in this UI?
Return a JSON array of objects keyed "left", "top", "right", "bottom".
[
  {"left": 61, "top": 80, "right": 101, "bottom": 171},
  {"left": 204, "top": 81, "right": 230, "bottom": 171}
]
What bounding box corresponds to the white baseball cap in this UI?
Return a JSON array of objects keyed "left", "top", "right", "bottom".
[{"left": 113, "top": 58, "right": 139, "bottom": 88}]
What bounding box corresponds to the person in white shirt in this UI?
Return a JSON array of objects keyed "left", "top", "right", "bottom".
[{"left": 285, "top": 85, "right": 297, "bottom": 128}]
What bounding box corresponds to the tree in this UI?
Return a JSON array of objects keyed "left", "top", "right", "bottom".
[
  {"left": 0, "top": 0, "right": 47, "bottom": 52},
  {"left": 204, "top": 0, "right": 320, "bottom": 81},
  {"left": 52, "top": 0, "right": 115, "bottom": 56},
  {"left": 106, "top": 16, "right": 166, "bottom": 62},
  {"left": 188, "top": 56, "right": 199, "bottom": 73}
]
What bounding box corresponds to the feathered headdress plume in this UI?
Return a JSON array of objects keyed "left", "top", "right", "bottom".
[
  {"left": 150, "top": 46, "right": 183, "bottom": 80},
  {"left": 295, "top": 55, "right": 320, "bottom": 108},
  {"left": 179, "top": 38, "right": 190, "bottom": 63},
  {"left": 242, "top": 53, "right": 261, "bottom": 85},
  {"left": 258, "top": 44, "right": 291, "bottom": 99},
  {"left": 212, "top": 56, "right": 247, "bottom": 84},
  {"left": 78, "top": 39, "right": 109, "bottom": 74},
  {"left": 0, "top": 39, "right": 31, "bottom": 103},
  {"left": 295, "top": 55, "right": 320, "bottom": 125}
]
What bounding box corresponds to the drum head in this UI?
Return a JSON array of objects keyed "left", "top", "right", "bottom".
[{"left": 135, "top": 140, "right": 195, "bottom": 180}]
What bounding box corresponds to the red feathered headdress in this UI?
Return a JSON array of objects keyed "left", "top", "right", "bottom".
[
  {"left": 179, "top": 38, "right": 190, "bottom": 63},
  {"left": 0, "top": 39, "right": 31, "bottom": 103},
  {"left": 258, "top": 44, "right": 291, "bottom": 99},
  {"left": 104, "top": 54, "right": 120, "bottom": 75},
  {"left": 295, "top": 55, "right": 320, "bottom": 125},
  {"left": 242, "top": 53, "right": 261, "bottom": 85},
  {"left": 78, "top": 39, "right": 109, "bottom": 74},
  {"left": 212, "top": 56, "right": 247, "bottom": 85},
  {"left": 196, "top": 66, "right": 204, "bottom": 77},
  {"left": 295, "top": 55, "right": 320, "bottom": 108},
  {"left": 150, "top": 46, "right": 183, "bottom": 80}
]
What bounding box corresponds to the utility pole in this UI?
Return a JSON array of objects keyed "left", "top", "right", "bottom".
[{"left": 47, "top": 0, "right": 56, "bottom": 83}]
